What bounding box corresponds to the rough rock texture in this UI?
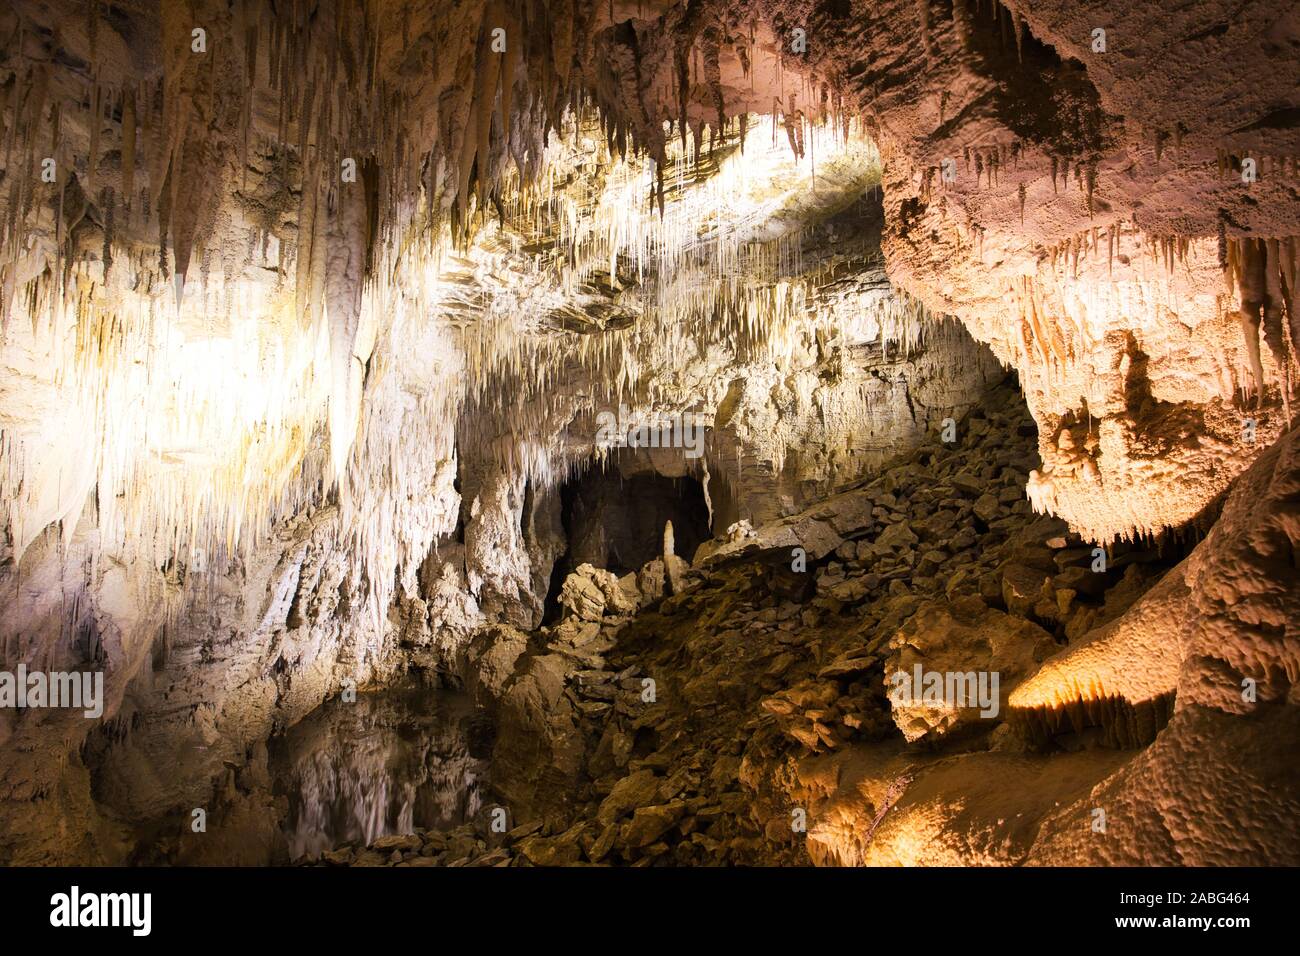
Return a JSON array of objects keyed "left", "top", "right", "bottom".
[
  {"left": 885, "top": 596, "right": 1055, "bottom": 742},
  {"left": 311, "top": 378, "right": 1296, "bottom": 868},
  {"left": 1024, "top": 418, "right": 1300, "bottom": 864},
  {"left": 1, "top": 0, "right": 1298, "bottom": 865}
]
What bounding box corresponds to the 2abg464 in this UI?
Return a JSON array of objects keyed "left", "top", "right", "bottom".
[{"left": 1189, "top": 893, "right": 1250, "bottom": 905}]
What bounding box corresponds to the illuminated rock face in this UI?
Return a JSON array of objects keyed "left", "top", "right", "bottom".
[
  {"left": 1021, "top": 422, "right": 1300, "bottom": 864},
  {"left": 0, "top": 1, "right": 1297, "bottom": 864}
]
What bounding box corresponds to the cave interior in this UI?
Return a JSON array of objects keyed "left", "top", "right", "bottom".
[{"left": 0, "top": 0, "right": 1297, "bottom": 869}]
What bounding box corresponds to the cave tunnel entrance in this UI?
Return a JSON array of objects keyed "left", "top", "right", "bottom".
[{"left": 543, "top": 451, "right": 712, "bottom": 621}]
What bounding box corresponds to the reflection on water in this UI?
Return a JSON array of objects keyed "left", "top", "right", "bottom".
[{"left": 270, "top": 684, "right": 494, "bottom": 860}]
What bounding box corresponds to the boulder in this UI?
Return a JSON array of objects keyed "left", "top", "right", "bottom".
[
  {"left": 616, "top": 571, "right": 642, "bottom": 610},
  {"left": 884, "top": 596, "right": 1055, "bottom": 742},
  {"left": 464, "top": 624, "right": 528, "bottom": 698},
  {"left": 1053, "top": 564, "right": 1109, "bottom": 597},
  {"left": 597, "top": 768, "right": 663, "bottom": 827},
  {"left": 559, "top": 565, "right": 607, "bottom": 620},
  {"left": 621, "top": 802, "right": 687, "bottom": 848},
  {"left": 559, "top": 563, "right": 637, "bottom": 620},
  {"left": 517, "top": 831, "right": 583, "bottom": 866},
  {"left": 1001, "top": 563, "right": 1052, "bottom": 617},
  {"left": 638, "top": 559, "right": 666, "bottom": 604},
  {"left": 949, "top": 472, "right": 985, "bottom": 496},
  {"left": 875, "top": 521, "right": 918, "bottom": 551},
  {"left": 973, "top": 493, "right": 1001, "bottom": 523},
  {"left": 694, "top": 488, "right": 881, "bottom": 568}
]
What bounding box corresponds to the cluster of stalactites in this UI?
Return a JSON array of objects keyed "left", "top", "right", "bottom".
[
  {"left": 991, "top": 223, "right": 1300, "bottom": 405},
  {"left": 452, "top": 111, "right": 892, "bottom": 434},
  {"left": 2, "top": 0, "right": 850, "bottom": 346},
  {"left": 1224, "top": 236, "right": 1300, "bottom": 403},
  {"left": 1, "top": 2, "right": 878, "bottom": 603}
]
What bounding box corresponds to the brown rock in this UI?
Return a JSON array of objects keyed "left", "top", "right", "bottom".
[
  {"left": 1001, "top": 563, "right": 1051, "bottom": 617},
  {"left": 884, "top": 596, "right": 1055, "bottom": 742},
  {"left": 517, "top": 832, "right": 583, "bottom": 866},
  {"left": 621, "top": 802, "right": 687, "bottom": 847},
  {"left": 597, "top": 768, "right": 662, "bottom": 828}
]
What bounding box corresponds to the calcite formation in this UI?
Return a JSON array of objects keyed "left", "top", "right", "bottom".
[{"left": 0, "top": 0, "right": 1297, "bottom": 867}]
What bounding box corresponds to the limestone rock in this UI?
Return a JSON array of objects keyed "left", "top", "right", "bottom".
[
  {"left": 884, "top": 597, "right": 1056, "bottom": 743},
  {"left": 559, "top": 567, "right": 608, "bottom": 621},
  {"left": 621, "top": 802, "right": 687, "bottom": 848},
  {"left": 465, "top": 625, "right": 529, "bottom": 699},
  {"left": 1001, "top": 563, "right": 1052, "bottom": 618},
  {"left": 559, "top": 563, "right": 636, "bottom": 621},
  {"left": 517, "top": 832, "right": 583, "bottom": 866},
  {"left": 875, "top": 521, "right": 919, "bottom": 552},
  {"left": 597, "top": 769, "right": 663, "bottom": 828},
  {"left": 637, "top": 560, "right": 666, "bottom": 605},
  {"left": 664, "top": 554, "right": 691, "bottom": 596}
]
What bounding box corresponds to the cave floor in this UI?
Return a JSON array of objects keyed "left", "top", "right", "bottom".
[{"left": 300, "top": 379, "right": 1188, "bottom": 867}]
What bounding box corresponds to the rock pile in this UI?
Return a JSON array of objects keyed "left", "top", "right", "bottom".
[{"left": 309, "top": 377, "right": 1192, "bottom": 866}]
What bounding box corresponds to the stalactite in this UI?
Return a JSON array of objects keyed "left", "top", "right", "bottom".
[
  {"left": 120, "top": 88, "right": 136, "bottom": 222},
  {"left": 5, "top": 0, "right": 1282, "bottom": 654}
]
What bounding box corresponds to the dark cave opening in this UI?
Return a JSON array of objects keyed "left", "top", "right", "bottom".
[{"left": 542, "top": 453, "right": 712, "bottom": 621}]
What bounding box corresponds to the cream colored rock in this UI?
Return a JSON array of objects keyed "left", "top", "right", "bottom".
[{"left": 884, "top": 598, "right": 1056, "bottom": 743}]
